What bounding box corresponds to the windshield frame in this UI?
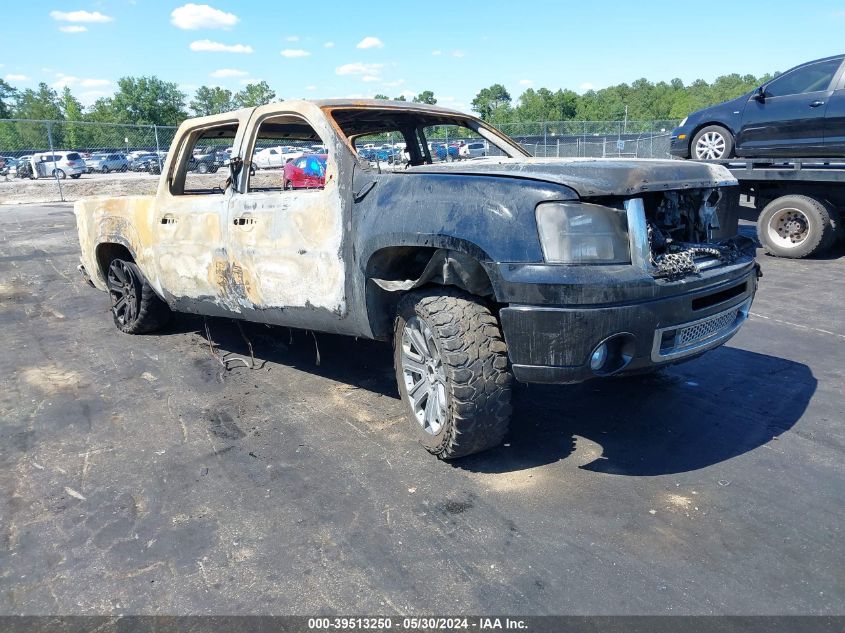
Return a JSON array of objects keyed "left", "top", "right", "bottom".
[{"left": 323, "top": 105, "right": 529, "bottom": 165}]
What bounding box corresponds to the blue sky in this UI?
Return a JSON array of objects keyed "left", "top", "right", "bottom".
[{"left": 2, "top": 0, "right": 845, "bottom": 112}]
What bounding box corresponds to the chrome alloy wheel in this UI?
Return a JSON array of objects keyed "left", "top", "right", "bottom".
[
  {"left": 694, "top": 131, "right": 727, "bottom": 159},
  {"left": 400, "top": 316, "right": 448, "bottom": 435},
  {"left": 767, "top": 207, "right": 810, "bottom": 248}
]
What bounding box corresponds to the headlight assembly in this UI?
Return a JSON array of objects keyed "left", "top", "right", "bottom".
[{"left": 535, "top": 201, "right": 630, "bottom": 264}]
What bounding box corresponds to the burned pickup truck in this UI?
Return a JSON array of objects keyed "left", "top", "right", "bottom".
[{"left": 75, "top": 100, "right": 758, "bottom": 459}]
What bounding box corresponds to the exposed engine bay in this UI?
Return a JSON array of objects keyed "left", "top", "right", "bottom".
[{"left": 641, "top": 188, "right": 747, "bottom": 279}]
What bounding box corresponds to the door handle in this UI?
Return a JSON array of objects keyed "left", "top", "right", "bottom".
[{"left": 809, "top": 100, "right": 825, "bottom": 108}]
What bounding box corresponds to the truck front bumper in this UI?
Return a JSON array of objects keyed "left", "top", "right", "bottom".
[{"left": 498, "top": 264, "right": 758, "bottom": 384}]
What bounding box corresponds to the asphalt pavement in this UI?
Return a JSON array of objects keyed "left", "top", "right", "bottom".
[{"left": 0, "top": 204, "right": 843, "bottom": 615}]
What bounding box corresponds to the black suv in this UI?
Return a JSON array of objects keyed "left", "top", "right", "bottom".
[{"left": 671, "top": 54, "right": 845, "bottom": 159}]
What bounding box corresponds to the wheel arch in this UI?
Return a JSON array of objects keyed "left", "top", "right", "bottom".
[
  {"left": 688, "top": 121, "right": 736, "bottom": 155},
  {"left": 362, "top": 237, "right": 497, "bottom": 340}
]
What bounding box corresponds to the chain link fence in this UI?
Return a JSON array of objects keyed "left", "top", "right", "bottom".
[{"left": 0, "top": 117, "right": 678, "bottom": 202}]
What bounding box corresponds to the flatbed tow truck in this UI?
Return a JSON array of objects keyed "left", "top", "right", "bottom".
[{"left": 704, "top": 157, "right": 845, "bottom": 258}]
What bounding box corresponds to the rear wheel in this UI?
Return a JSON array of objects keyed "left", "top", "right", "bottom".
[
  {"left": 283, "top": 180, "right": 292, "bottom": 190},
  {"left": 691, "top": 125, "right": 735, "bottom": 160},
  {"left": 101, "top": 166, "right": 110, "bottom": 174},
  {"left": 70, "top": 174, "right": 81, "bottom": 179},
  {"left": 197, "top": 162, "right": 210, "bottom": 174},
  {"left": 757, "top": 195, "right": 839, "bottom": 258},
  {"left": 394, "top": 289, "right": 512, "bottom": 459},
  {"left": 53, "top": 169, "right": 66, "bottom": 179},
  {"left": 106, "top": 258, "right": 172, "bottom": 334}
]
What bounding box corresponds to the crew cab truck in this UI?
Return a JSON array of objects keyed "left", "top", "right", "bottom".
[
  {"left": 75, "top": 100, "right": 759, "bottom": 459},
  {"left": 703, "top": 158, "right": 845, "bottom": 258}
]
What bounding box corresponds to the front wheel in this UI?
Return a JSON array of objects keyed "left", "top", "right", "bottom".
[
  {"left": 106, "top": 259, "right": 172, "bottom": 334},
  {"left": 70, "top": 173, "right": 81, "bottom": 179},
  {"left": 394, "top": 289, "right": 512, "bottom": 459},
  {"left": 691, "top": 125, "right": 735, "bottom": 160}
]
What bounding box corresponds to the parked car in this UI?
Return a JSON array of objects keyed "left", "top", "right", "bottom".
[
  {"left": 252, "top": 145, "right": 301, "bottom": 169},
  {"left": 431, "top": 142, "right": 461, "bottom": 160},
  {"left": 283, "top": 153, "right": 327, "bottom": 189},
  {"left": 74, "top": 99, "right": 758, "bottom": 460},
  {"left": 86, "top": 153, "right": 129, "bottom": 173},
  {"left": 459, "top": 141, "right": 487, "bottom": 158},
  {"left": 188, "top": 148, "right": 229, "bottom": 174},
  {"left": 131, "top": 154, "right": 162, "bottom": 173},
  {"left": 671, "top": 54, "right": 845, "bottom": 159},
  {"left": 32, "top": 151, "right": 86, "bottom": 179}
]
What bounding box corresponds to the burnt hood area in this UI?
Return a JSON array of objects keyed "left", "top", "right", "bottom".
[{"left": 406, "top": 158, "right": 736, "bottom": 198}]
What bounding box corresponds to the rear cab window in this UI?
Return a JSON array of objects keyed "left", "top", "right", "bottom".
[{"left": 169, "top": 120, "right": 239, "bottom": 196}]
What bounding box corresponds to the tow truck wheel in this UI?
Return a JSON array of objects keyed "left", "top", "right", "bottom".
[
  {"left": 106, "top": 258, "right": 172, "bottom": 334},
  {"left": 758, "top": 195, "right": 838, "bottom": 258},
  {"left": 691, "top": 125, "right": 734, "bottom": 160},
  {"left": 394, "top": 289, "right": 512, "bottom": 459}
]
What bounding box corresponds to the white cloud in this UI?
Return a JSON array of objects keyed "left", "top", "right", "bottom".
[
  {"left": 306, "top": 85, "right": 317, "bottom": 91},
  {"left": 579, "top": 82, "right": 595, "bottom": 92},
  {"left": 324, "top": 41, "right": 335, "bottom": 48},
  {"left": 518, "top": 79, "right": 533, "bottom": 87},
  {"left": 451, "top": 50, "right": 465, "bottom": 58},
  {"left": 281, "top": 49, "right": 310, "bottom": 58},
  {"left": 190, "top": 39, "right": 253, "bottom": 53},
  {"left": 285, "top": 35, "right": 300, "bottom": 42},
  {"left": 336, "top": 62, "right": 384, "bottom": 77},
  {"left": 59, "top": 25, "right": 87, "bottom": 33},
  {"left": 211, "top": 68, "right": 248, "bottom": 78},
  {"left": 52, "top": 74, "right": 111, "bottom": 89},
  {"left": 356, "top": 36, "right": 384, "bottom": 49},
  {"left": 431, "top": 50, "right": 442, "bottom": 56},
  {"left": 50, "top": 10, "right": 113, "bottom": 23},
  {"left": 171, "top": 4, "right": 238, "bottom": 30},
  {"left": 78, "top": 90, "right": 111, "bottom": 106},
  {"left": 5, "top": 74, "right": 28, "bottom": 81}
]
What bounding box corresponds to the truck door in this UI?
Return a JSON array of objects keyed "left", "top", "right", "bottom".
[
  {"left": 737, "top": 57, "right": 843, "bottom": 156},
  {"left": 823, "top": 63, "right": 845, "bottom": 154},
  {"left": 152, "top": 115, "right": 249, "bottom": 314},
  {"left": 225, "top": 105, "right": 347, "bottom": 328}
]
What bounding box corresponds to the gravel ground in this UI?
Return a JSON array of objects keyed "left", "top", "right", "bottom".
[
  {"left": 0, "top": 205, "right": 843, "bottom": 616},
  {"left": 0, "top": 170, "right": 286, "bottom": 204}
]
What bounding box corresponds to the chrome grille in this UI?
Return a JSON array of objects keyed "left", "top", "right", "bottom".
[{"left": 677, "top": 309, "right": 739, "bottom": 347}]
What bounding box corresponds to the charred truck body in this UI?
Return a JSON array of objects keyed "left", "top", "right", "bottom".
[{"left": 75, "top": 100, "right": 759, "bottom": 459}]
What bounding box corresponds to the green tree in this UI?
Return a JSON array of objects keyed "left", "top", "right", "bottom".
[
  {"left": 373, "top": 93, "right": 389, "bottom": 100},
  {"left": 471, "top": 84, "right": 511, "bottom": 121},
  {"left": 107, "top": 76, "right": 187, "bottom": 125},
  {"left": 60, "top": 86, "right": 85, "bottom": 148},
  {"left": 15, "top": 82, "right": 63, "bottom": 120},
  {"left": 413, "top": 90, "right": 437, "bottom": 105},
  {"left": 0, "top": 79, "right": 18, "bottom": 118},
  {"left": 234, "top": 81, "right": 277, "bottom": 108},
  {"left": 189, "top": 86, "right": 235, "bottom": 116},
  {"left": 393, "top": 95, "right": 407, "bottom": 101}
]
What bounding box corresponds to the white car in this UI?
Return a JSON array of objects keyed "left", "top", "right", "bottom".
[
  {"left": 459, "top": 141, "right": 487, "bottom": 158},
  {"left": 252, "top": 146, "right": 302, "bottom": 170},
  {"left": 31, "top": 151, "right": 86, "bottom": 179}
]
